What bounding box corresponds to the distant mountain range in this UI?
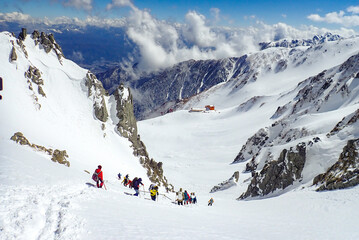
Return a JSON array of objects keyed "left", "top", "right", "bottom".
[
  {"left": 96, "top": 33, "right": 357, "bottom": 120},
  {"left": 0, "top": 23, "right": 133, "bottom": 73}
]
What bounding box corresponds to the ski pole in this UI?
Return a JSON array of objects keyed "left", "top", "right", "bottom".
[{"left": 103, "top": 182, "right": 107, "bottom": 190}]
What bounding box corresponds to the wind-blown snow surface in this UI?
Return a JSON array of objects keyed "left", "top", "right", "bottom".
[{"left": 1, "top": 30, "right": 359, "bottom": 239}]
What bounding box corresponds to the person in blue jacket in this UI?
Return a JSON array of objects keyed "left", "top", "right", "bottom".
[
  {"left": 133, "top": 178, "right": 143, "bottom": 196},
  {"left": 184, "top": 190, "right": 189, "bottom": 204}
]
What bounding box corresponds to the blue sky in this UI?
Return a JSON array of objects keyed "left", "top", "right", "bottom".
[{"left": 1, "top": 0, "right": 359, "bottom": 30}]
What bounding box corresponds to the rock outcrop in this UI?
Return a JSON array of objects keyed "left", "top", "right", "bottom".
[
  {"left": 10, "top": 132, "right": 70, "bottom": 167},
  {"left": 314, "top": 138, "right": 359, "bottom": 191},
  {"left": 10, "top": 46, "right": 17, "bottom": 62},
  {"left": 239, "top": 142, "right": 306, "bottom": 199},
  {"left": 31, "top": 30, "right": 64, "bottom": 62},
  {"left": 25, "top": 65, "right": 46, "bottom": 98},
  {"left": 18, "top": 28, "right": 27, "bottom": 41},
  {"left": 210, "top": 171, "right": 239, "bottom": 193},
  {"left": 85, "top": 71, "right": 109, "bottom": 123},
  {"left": 327, "top": 109, "right": 359, "bottom": 137},
  {"left": 114, "top": 84, "right": 174, "bottom": 191}
]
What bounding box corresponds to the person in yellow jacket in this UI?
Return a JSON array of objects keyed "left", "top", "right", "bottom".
[{"left": 150, "top": 185, "right": 159, "bottom": 201}]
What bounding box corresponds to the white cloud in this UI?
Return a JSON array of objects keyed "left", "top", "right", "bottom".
[
  {"left": 308, "top": 8, "right": 359, "bottom": 27},
  {"left": 0, "top": 12, "right": 33, "bottom": 23},
  {"left": 210, "top": 8, "right": 220, "bottom": 23},
  {"left": 60, "top": 0, "right": 93, "bottom": 11},
  {"left": 106, "top": 0, "right": 135, "bottom": 11},
  {"left": 347, "top": 6, "right": 359, "bottom": 14},
  {"left": 70, "top": 50, "right": 84, "bottom": 62},
  {"left": 182, "top": 11, "right": 216, "bottom": 48},
  {"left": 1, "top": 7, "right": 358, "bottom": 74}
]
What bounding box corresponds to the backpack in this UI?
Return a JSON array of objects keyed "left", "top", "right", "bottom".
[{"left": 92, "top": 170, "right": 101, "bottom": 182}]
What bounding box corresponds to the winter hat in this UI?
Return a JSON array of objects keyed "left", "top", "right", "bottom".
[{"left": 98, "top": 165, "right": 102, "bottom": 169}]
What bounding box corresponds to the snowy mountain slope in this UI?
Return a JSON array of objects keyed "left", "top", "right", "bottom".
[
  {"left": 1, "top": 29, "right": 359, "bottom": 239},
  {"left": 259, "top": 32, "right": 342, "bottom": 50},
  {"left": 0, "top": 31, "right": 144, "bottom": 178},
  {"left": 137, "top": 36, "right": 359, "bottom": 200},
  {"left": 98, "top": 35, "right": 359, "bottom": 120}
]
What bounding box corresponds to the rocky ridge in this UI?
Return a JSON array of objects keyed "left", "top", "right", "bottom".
[
  {"left": 10, "top": 132, "right": 70, "bottom": 167},
  {"left": 231, "top": 51, "right": 359, "bottom": 199},
  {"left": 114, "top": 84, "right": 174, "bottom": 191},
  {"left": 259, "top": 32, "right": 342, "bottom": 50}
]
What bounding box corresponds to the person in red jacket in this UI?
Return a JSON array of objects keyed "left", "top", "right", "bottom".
[{"left": 95, "top": 165, "right": 104, "bottom": 188}]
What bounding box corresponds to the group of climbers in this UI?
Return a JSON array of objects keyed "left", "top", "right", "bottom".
[
  {"left": 92, "top": 166, "right": 214, "bottom": 205},
  {"left": 176, "top": 188, "right": 197, "bottom": 205}
]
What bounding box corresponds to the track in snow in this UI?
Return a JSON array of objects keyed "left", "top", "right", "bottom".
[{"left": 0, "top": 184, "right": 87, "bottom": 240}]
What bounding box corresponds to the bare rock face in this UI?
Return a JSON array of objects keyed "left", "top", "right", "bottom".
[
  {"left": 85, "top": 71, "right": 109, "bottom": 123},
  {"left": 18, "top": 28, "right": 27, "bottom": 41},
  {"left": 114, "top": 84, "right": 174, "bottom": 191},
  {"left": 314, "top": 138, "right": 359, "bottom": 191},
  {"left": 52, "top": 150, "right": 70, "bottom": 167},
  {"left": 25, "top": 65, "right": 46, "bottom": 98},
  {"left": 10, "top": 132, "right": 70, "bottom": 167},
  {"left": 10, "top": 46, "right": 17, "bottom": 62},
  {"left": 239, "top": 142, "right": 306, "bottom": 199},
  {"left": 31, "top": 30, "right": 64, "bottom": 62},
  {"left": 232, "top": 128, "right": 269, "bottom": 164},
  {"left": 210, "top": 171, "right": 239, "bottom": 193},
  {"left": 327, "top": 109, "right": 359, "bottom": 137}
]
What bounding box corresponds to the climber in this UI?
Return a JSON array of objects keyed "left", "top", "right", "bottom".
[
  {"left": 208, "top": 198, "right": 214, "bottom": 206},
  {"left": 184, "top": 190, "right": 190, "bottom": 204},
  {"left": 177, "top": 188, "right": 184, "bottom": 205},
  {"left": 191, "top": 192, "right": 197, "bottom": 204},
  {"left": 122, "top": 174, "right": 129, "bottom": 186},
  {"left": 93, "top": 165, "right": 104, "bottom": 188},
  {"left": 132, "top": 177, "right": 143, "bottom": 196},
  {"left": 150, "top": 185, "right": 159, "bottom": 201}
]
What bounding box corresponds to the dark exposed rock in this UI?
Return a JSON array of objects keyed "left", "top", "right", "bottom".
[
  {"left": 327, "top": 109, "right": 359, "bottom": 137},
  {"left": 275, "top": 59, "right": 287, "bottom": 73},
  {"left": 25, "top": 66, "right": 44, "bottom": 85},
  {"left": 10, "top": 46, "right": 17, "bottom": 62},
  {"left": 239, "top": 142, "right": 306, "bottom": 199},
  {"left": 114, "top": 84, "right": 174, "bottom": 191},
  {"left": 210, "top": 171, "right": 239, "bottom": 193},
  {"left": 10, "top": 132, "right": 70, "bottom": 167},
  {"left": 10, "top": 132, "right": 30, "bottom": 145},
  {"left": 52, "top": 150, "right": 70, "bottom": 167},
  {"left": 314, "top": 138, "right": 359, "bottom": 191},
  {"left": 31, "top": 31, "right": 64, "bottom": 62},
  {"left": 232, "top": 128, "right": 269, "bottom": 164},
  {"left": 85, "top": 71, "right": 109, "bottom": 122},
  {"left": 16, "top": 39, "right": 28, "bottom": 58},
  {"left": 32, "top": 30, "right": 40, "bottom": 45},
  {"left": 18, "top": 28, "right": 27, "bottom": 41},
  {"left": 38, "top": 85, "right": 46, "bottom": 97},
  {"left": 244, "top": 158, "right": 258, "bottom": 173}
]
